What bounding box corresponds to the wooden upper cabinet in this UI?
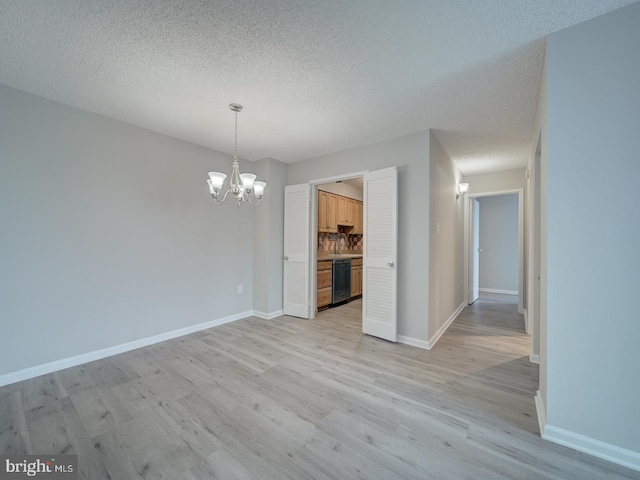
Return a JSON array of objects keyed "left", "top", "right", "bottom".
[
  {"left": 320, "top": 191, "right": 362, "bottom": 231},
  {"left": 318, "top": 191, "right": 338, "bottom": 232},
  {"left": 318, "top": 190, "right": 327, "bottom": 229},
  {"left": 327, "top": 194, "right": 337, "bottom": 231},
  {"left": 336, "top": 196, "right": 349, "bottom": 225},
  {"left": 354, "top": 201, "right": 363, "bottom": 234},
  {"left": 337, "top": 196, "right": 356, "bottom": 226},
  {"left": 347, "top": 198, "right": 356, "bottom": 226}
]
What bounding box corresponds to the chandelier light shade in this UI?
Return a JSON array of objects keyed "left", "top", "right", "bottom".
[{"left": 207, "top": 103, "right": 267, "bottom": 206}]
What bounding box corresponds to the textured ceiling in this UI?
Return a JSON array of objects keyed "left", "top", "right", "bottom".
[{"left": 0, "top": 0, "right": 637, "bottom": 175}]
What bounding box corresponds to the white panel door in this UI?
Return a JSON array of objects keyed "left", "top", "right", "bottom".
[
  {"left": 283, "top": 184, "right": 310, "bottom": 318},
  {"left": 470, "top": 198, "right": 480, "bottom": 304},
  {"left": 362, "top": 167, "right": 397, "bottom": 342}
]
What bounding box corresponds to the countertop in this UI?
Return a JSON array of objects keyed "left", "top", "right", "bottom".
[{"left": 318, "top": 254, "right": 363, "bottom": 261}]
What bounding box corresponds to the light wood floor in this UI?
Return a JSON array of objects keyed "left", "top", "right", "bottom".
[{"left": 1, "top": 294, "right": 638, "bottom": 479}]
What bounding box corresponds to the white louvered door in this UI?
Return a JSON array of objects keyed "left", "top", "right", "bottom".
[
  {"left": 362, "top": 167, "right": 397, "bottom": 341},
  {"left": 283, "top": 184, "right": 310, "bottom": 318}
]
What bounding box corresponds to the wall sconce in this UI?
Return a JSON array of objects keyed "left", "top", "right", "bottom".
[{"left": 456, "top": 183, "right": 469, "bottom": 199}]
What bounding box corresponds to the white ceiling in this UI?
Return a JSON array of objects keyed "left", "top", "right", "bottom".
[
  {"left": 342, "top": 177, "right": 364, "bottom": 190},
  {"left": 0, "top": 1, "right": 636, "bottom": 175}
]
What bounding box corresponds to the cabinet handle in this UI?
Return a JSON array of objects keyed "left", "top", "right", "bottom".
[
  {"left": 284, "top": 256, "right": 289, "bottom": 260},
  {"left": 387, "top": 261, "right": 394, "bottom": 267}
]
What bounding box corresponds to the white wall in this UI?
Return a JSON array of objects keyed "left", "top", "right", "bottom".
[
  {"left": 0, "top": 85, "right": 254, "bottom": 377},
  {"left": 478, "top": 194, "right": 519, "bottom": 293},
  {"left": 288, "top": 131, "right": 431, "bottom": 343},
  {"left": 545, "top": 1, "right": 640, "bottom": 463},
  {"left": 428, "top": 132, "right": 465, "bottom": 345}
]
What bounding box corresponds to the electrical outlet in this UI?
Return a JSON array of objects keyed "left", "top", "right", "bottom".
[{"left": 237, "top": 284, "right": 243, "bottom": 294}]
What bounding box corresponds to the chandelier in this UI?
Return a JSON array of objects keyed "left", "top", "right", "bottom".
[{"left": 207, "top": 103, "right": 266, "bottom": 206}]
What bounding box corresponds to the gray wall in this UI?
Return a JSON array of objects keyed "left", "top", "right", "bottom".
[
  {"left": 528, "top": 147, "right": 543, "bottom": 363},
  {"left": 529, "top": 49, "right": 549, "bottom": 407},
  {"left": 463, "top": 168, "right": 526, "bottom": 194},
  {"left": 428, "top": 132, "right": 465, "bottom": 343},
  {"left": 546, "top": 2, "right": 640, "bottom": 454},
  {"left": 288, "top": 131, "right": 431, "bottom": 342},
  {"left": 478, "top": 194, "right": 519, "bottom": 293},
  {"left": 0, "top": 85, "right": 254, "bottom": 376},
  {"left": 253, "top": 158, "right": 287, "bottom": 315}
]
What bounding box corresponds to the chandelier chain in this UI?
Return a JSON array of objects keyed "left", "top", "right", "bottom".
[{"left": 234, "top": 109, "right": 238, "bottom": 157}]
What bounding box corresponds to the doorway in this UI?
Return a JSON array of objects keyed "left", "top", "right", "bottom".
[
  {"left": 464, "top": 189, "right": 525, "bottom": 317},
  {"left": 283, "top": 167, "right": 399, "bottom": 342},
  {"left": 315, "top": 177, "right": 364, "bottom": 321},
  {"left": 529, "top": 135, "right": 542, "bottom": 362}
]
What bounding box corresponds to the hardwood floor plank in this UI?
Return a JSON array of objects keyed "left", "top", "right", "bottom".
[
  {"left": 0, "top": 390, "right": 32, "bottom": 455},
  {"left": 2, "top": 293, "right": 638, "bottom": 479},
  {"left": 21, "top": 372, "right": 67, "bottom": 414},
  {"left": 93, "top": 413, "right": 202, "bottom": 479},
  {"left": 26, "top": 397, "right": 112, "bottom": 479}
]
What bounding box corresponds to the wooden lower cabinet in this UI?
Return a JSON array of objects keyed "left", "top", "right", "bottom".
[
  {"left": 317, "top": 260, "right": 333, "bottom": 310},
  {"left": 350, "top": 258, "right": 363, "bottom": 298},
  {"left": 318, "top": 257, "right": 362, "bottom": 310}
]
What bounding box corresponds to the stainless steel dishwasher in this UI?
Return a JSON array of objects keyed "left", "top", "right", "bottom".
[{"left": 332, "top": 258, "right": 352, "bottom": 305}]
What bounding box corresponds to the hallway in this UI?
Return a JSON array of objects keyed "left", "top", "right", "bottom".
[{"left": 436, "top": 293, "right": 535, "bottom": 432}]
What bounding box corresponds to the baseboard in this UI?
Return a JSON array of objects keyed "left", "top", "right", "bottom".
[
  {"left": 534, "top": 389, "right": 547, "bottom": 436},
  {"left": 397, "top": 335, "right": 430, "bottom": 350},
  {"left": 0, "top": 310, "right": 253, "bottom": 388},
  {"left": 544, "top": 425, "right": 640, "bottom": 472},
  {"left": 479, "top": 288, "right": 518, "bottom": 295},
  {"left": 427, "top": 302, "right": 465, "bottom": 350},
  {"left": 397, "top": 304, "right": 465, "bottom": 351},
  {"left": 252, "top": 309, "right": 284, "bottom": 320},
  {"left": 529, "top": 354, "right": 540, "bottom": 364}
]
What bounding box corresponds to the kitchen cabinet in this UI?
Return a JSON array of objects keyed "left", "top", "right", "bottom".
[
  {"left": 317, "top": 260, "right": 333, "bottom": 309},
  {"left": 319, "top": 191, "right": 362, "bottom": 233},
  {"left": 337, "top": 196, "right": 351, "bottom": 226},
  {"left": 353, "top": 201, "right": 363, "bottom": 234},
  {"left": 337, "top": 196, "right": 358, "bottom": 227},
  {"left": 351, "top": 258, "right": 363, "bottom": 298},
  {"left": 348, "top": 198, "right": 357, "bottom": 226},
  {"left": 318, "top": 191, "right": 337, "bottom": 233}
]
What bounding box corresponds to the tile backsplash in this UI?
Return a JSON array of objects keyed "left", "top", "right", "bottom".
[{"left": 318, "top": 232, "right": 363, "bottom": 252}]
